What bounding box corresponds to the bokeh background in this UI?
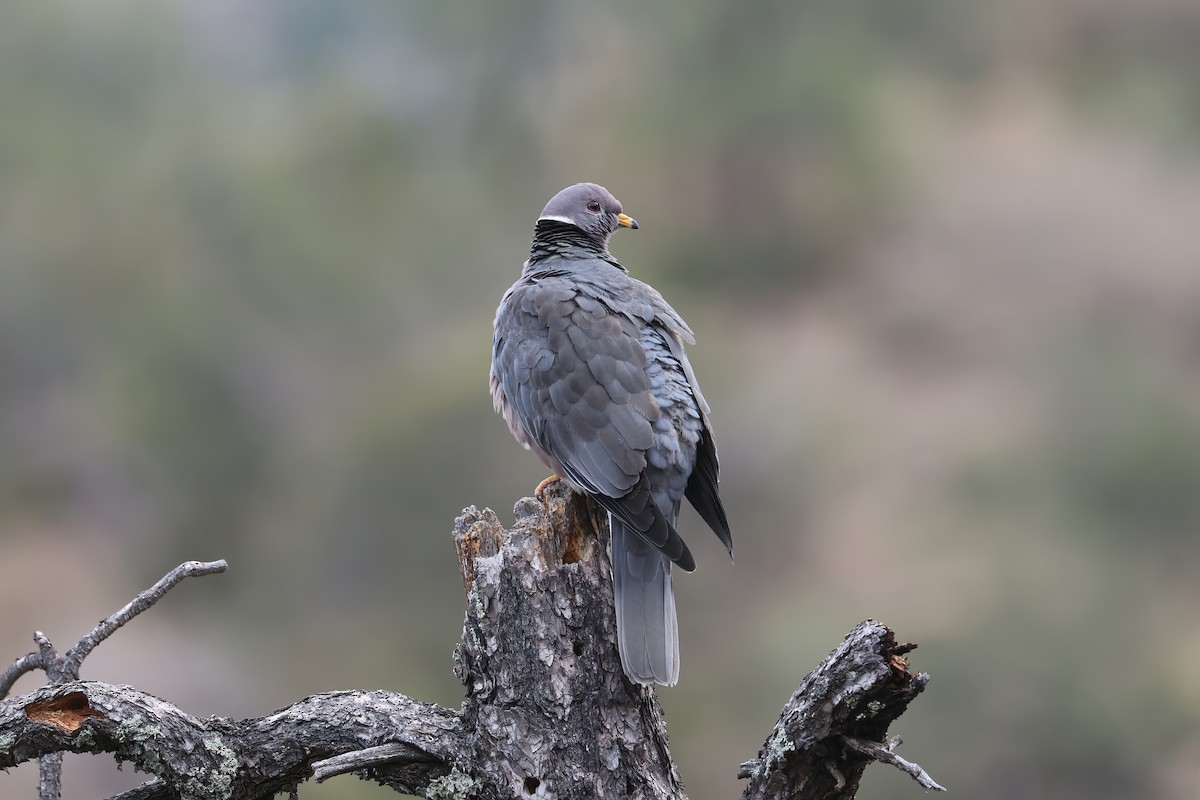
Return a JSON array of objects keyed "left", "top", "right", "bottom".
[{"left": 3, "top": 1, "right": 1199, "bottom": 798}]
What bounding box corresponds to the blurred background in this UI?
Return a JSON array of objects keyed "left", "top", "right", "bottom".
[{"left": 2, "top": 1, "right": 1199, "bottom": 798}]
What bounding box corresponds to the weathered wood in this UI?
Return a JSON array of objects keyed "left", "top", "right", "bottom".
[
  {"left": 1, "top": 560, "right": 229, "bottom": 800},
  {"left": 0, "top": 484, "right": 941, "bottom": 799},
  {"left": 0, "top": 681, "right": 461, "bottom": 799},
  {"left": 452, "top": 482, "right": 684, "bottom": 798},
  {"left": 738, "top": 621, "right": 943, "bottom": 799}
]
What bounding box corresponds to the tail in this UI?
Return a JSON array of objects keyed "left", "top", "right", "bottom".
[{"left": 610, "top": 515, "right": 679, "bottom": 686}]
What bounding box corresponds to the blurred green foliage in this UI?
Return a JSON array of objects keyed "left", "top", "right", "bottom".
[{"left": 3, "top": 1, "right": 1200, "bottom": 799}]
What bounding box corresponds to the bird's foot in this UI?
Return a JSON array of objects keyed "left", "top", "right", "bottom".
[{"left": 534, "top": 474, "right": 561, "bottom": 499}]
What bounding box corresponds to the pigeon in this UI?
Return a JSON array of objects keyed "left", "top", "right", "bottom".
[{"left": 490, "top": 182, "right": 732, "bottom": 686}]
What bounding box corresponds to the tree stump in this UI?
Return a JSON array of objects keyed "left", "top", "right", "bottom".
[{"left": 452, "top": 481, "right": 683, "bottom": 798}]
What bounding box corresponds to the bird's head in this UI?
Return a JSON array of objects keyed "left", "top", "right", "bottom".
[{"left": 536, "top": 183, "right": 638, "bottom": 248}]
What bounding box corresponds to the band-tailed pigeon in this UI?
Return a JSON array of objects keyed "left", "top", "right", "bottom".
[{"left": 490, "top": 182, "right": 732, "bottom": 686}]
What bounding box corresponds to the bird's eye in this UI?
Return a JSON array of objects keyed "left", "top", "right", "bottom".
[{"left": 586, "top": 200, "right": 602, "bottom": 213}]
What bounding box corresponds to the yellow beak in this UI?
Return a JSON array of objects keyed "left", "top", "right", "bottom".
[{"left": 617, "top": 213, "right": 639, "bottom": 230}]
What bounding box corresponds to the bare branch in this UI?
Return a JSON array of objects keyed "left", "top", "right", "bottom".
[
  {"left": 38, "top": 752, "right": 63, "bottom": 800},
  {"left": 104, "top": 778, "right": 169, "bottom": 800},
  {"left": 31, "top": 634, "right": 62, "bottom": 800},
  {"left": 0, "top": 652, "right": 43, "bottom": 699},
  {"left": 843, "top": 736, "right": 946, "bottom": 792},
  {"left": 33, "top": 633, "right": 57, "bottom": 675},
  {"left": 739, "top": 620, "right": 942, "bottom": 800},
  {"left": 1, "top": 681, "right": 459, "bottom": 798},
  {"left": 311, "top": 742, "right": 433, "bottom": 783},
  {"left": 59, "top": 560, "right": 228, "bottom": 681},
  {"left": 8, "top": 560, "right": 228, "bottom": 800}
]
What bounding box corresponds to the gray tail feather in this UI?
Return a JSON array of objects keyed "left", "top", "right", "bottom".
[{"left": 610, "top": 515, "right": 679, "bottom": 686}]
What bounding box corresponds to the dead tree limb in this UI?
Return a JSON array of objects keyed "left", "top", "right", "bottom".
[
  {"left": 0, "top": 482, "right": 941, "bottom": 798},
  {"left": 738, "top": 621, "right": 944, "bottom": 798},
  {"left": 1, "top": 681, "right": 460, "bottom": 799},
  {"left": 1, "top": 560, "right": 228, "bottom": 700},
  {"left": 1, "top": 559, "right": 228, "bottom": 800}
]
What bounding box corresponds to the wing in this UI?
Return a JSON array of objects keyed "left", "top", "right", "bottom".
[
  {"left": 658, "top": 331, "right": 733, "bottom": 558},
  {"left": 685, "top": 424, "right": 732, "bottom": 557},
  {"left": 492, "top": 275, "right": 695, "bottom": 570}
]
